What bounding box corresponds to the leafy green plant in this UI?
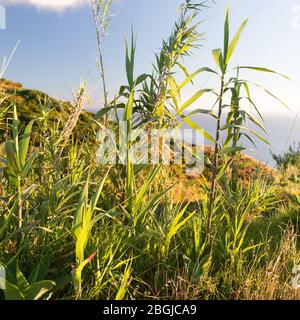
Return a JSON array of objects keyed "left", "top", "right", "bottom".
[
  {"left": 205, "top": 7, "right": 249, "bottom": 234},
  {"left": 204, "top": 6, "right": 288, "bottom": 234},
  {"left": 72, "top": 172, "right": 108, "bottom": 299},
  {"left": 115, "top": 262, "right": 132, "bottom": 300},
  {"left": 0, "top": 106, "right": 39, "bottom": 245},
  {"left": 2, "top": 257, "right": 55, "bottom": 300},
  {"left": 0, "top": 0, "right": 297, "bottom": 302},
  {"left": 161, "top": 204, "right": 195, "bottom": 257},
  {"left": 272, "top": 143, "right": 300, "bottom": 170}
]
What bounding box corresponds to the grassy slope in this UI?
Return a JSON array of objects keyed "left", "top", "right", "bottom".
[
  {"left": 0, "top": 80, "right": 299, "bottom": 300},
  {"left": 0, "top": 79, "right": 94, "bottom": 142}
]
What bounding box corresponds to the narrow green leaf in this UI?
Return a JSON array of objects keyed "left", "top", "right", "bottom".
[
  {"left": 177, "top": 68, "right": 218, "bottom": 92},
  {"left": 181, "top": 116, "right": 215, "bottom": 142},
  {"left": 123, "top": 90, "right": 135, "bottom": 121},
  {"left": 221, "top": 146, "right": 246, "bottom": 155},
  {"left": 24, "top": 280, "right": 55, "bottom": 300},
  {"left": 212, "top": 49, "right": 223, "bottom": 70},
  {"left": 19, "top": 120, "right": 36, "bottom": 168},
  {"left": 179, "top": 89, "right": 212, "bottom": 113},
  {"left": 22, "top": 152, "right": 38, "bottom": 176},
  {"left": 4, "top": 281, "right": 25, "bottom": 300},
  {"left": 90, "top": 170, "right": 110, "bottom": 214},
  {"left": 226, "top": 18, "right": 249, "bottom": 64},
  {"left": 238, "top": 66, "right": 290, "bottom": 80},
  {"left": 223, "top": 5, "right": 230, "bottom": 64},
  {"left": 115, "top": 264, "right": 132, "bottom": 300},
  {"left": 16, "top": 264, "right": 29, "bottom": 292},
  {"left": 28, "top": 256, "right": 50, "bottom": 285}
]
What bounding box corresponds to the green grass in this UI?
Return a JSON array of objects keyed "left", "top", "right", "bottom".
[{"left": 0, "top": 0, "right": 299, "bottom": 300}]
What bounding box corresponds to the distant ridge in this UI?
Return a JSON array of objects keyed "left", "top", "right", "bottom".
[{"left": 0, "top": 79, "right": 94, "bottom": 141}]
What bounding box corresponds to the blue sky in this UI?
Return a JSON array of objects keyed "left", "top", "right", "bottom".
[{"left": 1, "top": 0, "right": 300, "bottom": 119}]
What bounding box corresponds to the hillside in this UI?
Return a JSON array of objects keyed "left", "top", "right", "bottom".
[
  {"left": 0, "top": 79, "right": 276, "bottom": 202},
  {"left": 0, "top": 79, "right": 94, "bottom": 141}
]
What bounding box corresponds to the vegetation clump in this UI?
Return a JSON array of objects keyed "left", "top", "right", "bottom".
[{"left": 0, "top": 0, "right": 299, "bottom": 300}]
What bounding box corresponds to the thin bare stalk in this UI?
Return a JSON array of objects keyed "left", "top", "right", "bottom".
[{"left": 91, "top": 0, "right": 112, "bottom": 127}]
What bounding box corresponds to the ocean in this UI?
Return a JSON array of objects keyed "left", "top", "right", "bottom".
[
  {"left": 181, "top": 113, "right": 300, "bottom": 167},
  {"left": 90, "top": 107, "right": 300, "bottom": 167}
]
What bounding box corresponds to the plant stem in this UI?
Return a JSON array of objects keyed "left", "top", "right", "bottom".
[
  {"left": 207, "top": 74, "right": 225, "bottom": 235},
  {"left": 231, "top": 103, "right": 239, "bottom": 192},
  {"left": 91, "top": 0, "right": 109, "bottom": 127},
  {"left": 16, "top": 182, "right": 22, "bottom": 247},
  {"left": 76, "top": 282, "right": 82, "bottom": 300}
]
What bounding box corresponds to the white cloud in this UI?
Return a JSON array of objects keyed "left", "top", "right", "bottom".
[{"left": 1, "top": 0, "right": 89, "bottom": 12}]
